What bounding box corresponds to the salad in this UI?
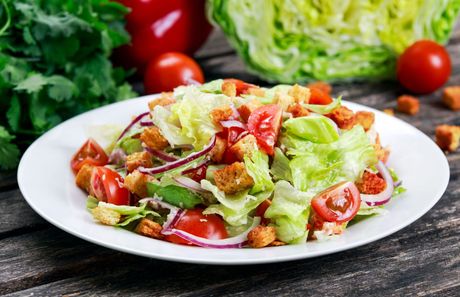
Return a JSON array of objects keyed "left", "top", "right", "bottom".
[{"left": 71, "top": 79, "right": 405, "bottom": 248}]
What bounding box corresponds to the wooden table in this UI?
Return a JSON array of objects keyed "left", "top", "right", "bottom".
[{"left": 1, "top": 29, "right": 459, "bottom": 297}]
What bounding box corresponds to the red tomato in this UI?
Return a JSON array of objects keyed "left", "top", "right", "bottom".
[
  {"left": 186, "top": 165, "right": 208, "bottom": 182},
  {"left": 90, "top": 167, "right": 130, "bottom": 205},
  {"left": 309, "top": 87, "right": 333, "bottom": 105},
  {"left": 143, "top": 52, "right": 204, "bottom": 94},
  {"left": 397, "top": 40, "right": 451, "bottom": 94},
  {"left": 255, "top": 199, "right": 272, "bottom": 225},
  {"left": 165, "top": 209, "right": 228, "bottom": 245},
  {"left": 115, "top": 0, "right": 212, "bottom": 71},
  {"left": 247, "top": 104, "right": 282, "bottom": 156},
  {"left": 223, "top": 78, "right": 256, "bottom": 96},
  {"left": 71, "top": 139, "right": 108, "bottom": 174},
  {"left": 311, "top": 182, "right": 361, "bottom": 223}
]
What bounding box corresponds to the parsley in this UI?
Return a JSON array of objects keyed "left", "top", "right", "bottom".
[{"left": 0, "top": 0, "right": 136, "bottom": 170}]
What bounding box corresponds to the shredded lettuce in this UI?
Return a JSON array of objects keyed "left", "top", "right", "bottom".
[
  {"left": 208, "top": 0, "right": 460, "bottom": 82},
  {"left": 244, "top": 150, "right": 274, "bottom": 194},
  {"left": 152, "top": 105, "right": 193, "bottom": 147},
  {"left": 283, "top": 115, "right": 339, "bottom": 143},
  {"left": 270, "top": 148, "right": 292, "bottom": 182},
  {"left": 302, "top": 97, "right": 342, "bottom": 114}
]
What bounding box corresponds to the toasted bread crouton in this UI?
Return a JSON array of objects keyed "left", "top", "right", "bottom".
[
  {"left": 355, "top": 111, "right": 375, "bottom": 131},
  {"left": 269, "top": 240, "right": 286, "bottom": 247},
  {"left": 214, "top": 162, "right": 254, "bottom": 194},
  {"left": 435, "top": 125, "right": 460, "bottom": 152},
  {"left": 135, "top": 218, "right": 163, "bottom": 239},
  {"left": 307, "top": 81, "right": 332, "bottom": 95},
  {"left": 273, "top": 92, "right": 295, "bottom": 111},
  {"left": 92, "top": 206, "right": 121, "bottom": 226},
  {"left": 247, "top": 225, "right": 276, "bottom": 248},
  {"left": 140, "top": 126, "right": 169, "bottom": 150},
  {"left": 228, "top": 134, "right": 258, "bottom": 161},
  {"left": 124, "top": 170, "right": 156, "bottom": 197},
  {"left": 222, "top": 81, "right": 237, "bottom": 97},
  {"left": 442, "top": 86, "right": 460, "bottom": 111},
  {"left": 288, "top": 84, "right": 311, "bottom": 103},
  {"left": 148, "top": 93, "right": 175, "bottom": 111},
  {"left": 126, "top": 151, "right": 153, "bottom": 172},
  {"left": 246, "top": 87, "right": 265, "bottom": 97},
  {"left": 383, "top": 108, "right": 394, "bottom": 116},
  {"left": 374, "top": 134, "right": 390, "bottom": 163},
  {"left": 326, "top": 106, "right": 356, "bottom": 130},
  {"left": 237, "top": 99, "right": 263, "bottom": 122},
  {"left": 75, "top": 164, "right": 94, "bottom": 193},
  {"left": 397, "top": 95, "right": 419, "bottom": 115},
  {"left": 356, "top": 171, "right": 387, "bottom": 194},
  {"left": 287, "top": 103, "right": 310, "bottom": 118},
  {"left": 210, "top": 105, "right": 234, "bottom": 125},
  {"left": 209, "top": 136, "right": 227, "bottom": 162}
]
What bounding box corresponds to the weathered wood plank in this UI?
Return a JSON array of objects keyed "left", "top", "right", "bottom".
[{"left": 0, "top": 170, "right": 17, "bottom": 190}]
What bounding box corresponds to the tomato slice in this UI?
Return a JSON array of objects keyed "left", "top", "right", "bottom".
[
  {"left": 186, "top": 165, "right": 208, "bottom": 182},
  {"left": 255, "top": 199, "right": 272, "bottom": 225},
  {"left": 164, "top": 209, "right": 228, "bottom": 245},
  {"left": 90, "top": 167, "right": 130, "bottom": 205},
  {"left": 309, "top": 87, "right": 333, "bottom": 105},
  {"left": 71, "top": 139, "right": 108, "bottom": 174},
  {"left": 311, "top": 182, "right": 361, "bottom": 223},
  {"left": 247, "top": 104, "right": 282, "bottom": 156},
  {"left": 223, "top": 78, "right": 256, "bottom": 96},
  {"left": 217, "top": 125, "right": 248, "bottom": 164}
]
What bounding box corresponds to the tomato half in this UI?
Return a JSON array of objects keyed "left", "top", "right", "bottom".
[
  {"left": 90, "top": 167, "right": 130, "bottom": 205},
  {"left": 247, "top": 104, "right": 282, "bottom": 156},
  {"left": 165, "top": 209, "right": 228, "bottom": 245},
  {"left": 309, "top": 87, "right": 333, "bottom": 105},
  {"left": 144, "top": 52, "right": 204, "bottom": 94},
  {"left": 71, "top": 139, "right": 108, "bottom": 174},
  {"left": 311, "top": 182, "right": 361, "bottom": 223},
  {"left": 255, "top": 199, "right": 272, "bottom": 225},
  {"left": 223, "top": 78, "right": 256, "bottom": 96},
  {"left": 397, "top": 40, "right": 451, "bottom": 94}
]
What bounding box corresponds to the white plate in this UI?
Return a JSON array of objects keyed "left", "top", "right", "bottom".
[{"left": 18, "top": 95, "right": 449, "bottom": 265}]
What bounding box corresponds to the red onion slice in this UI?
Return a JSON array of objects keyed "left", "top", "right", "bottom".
[
  {"left": 173, "top": 176, "right": 205, "bottom": 193},
  {"left": 108, "top": 148, "right": 126, "bottom": 165},
  {"left": 138, "top": 197, "right": 184, "bottom": 232},
  {"left": 162, "top": 217, "right": 262, "bottom": 249},
  {"left": 361, "top": 161, "right": 394, "bottom": 206},
  {"left": 220, "top": 120, "right": 247, "bottom": 130},
  {"left": 144, "top": 147, "right": 178, "bottom": 162},
  {"left": 140, "top": 120, "right": 154, "bottom": 127},
  {"left": 117, "top": 111, "right": 150, "bottom": 141},
  {"left": 138, "top": 136, "right": 216, "bottom": 175},
  {"left": 181, "top": 159, "right": 209, "bottom": 175}
]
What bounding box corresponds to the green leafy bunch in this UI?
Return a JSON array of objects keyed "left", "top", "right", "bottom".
[{"left": 0, "top": 0, "right": 136, "bottom": 170}]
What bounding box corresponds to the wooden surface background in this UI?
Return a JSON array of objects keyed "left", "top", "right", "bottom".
[{"left": 0, "top": 27, "right": 459, "bottom": 297}]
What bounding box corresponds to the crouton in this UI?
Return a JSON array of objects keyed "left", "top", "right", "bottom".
[
  {"left": 442, "top": 86, "right": 460, "bottom": 111},
  {"left": 75, "top": 164, "right": 94, "bottom": 193},
  {"left": 288, "top": 84, "right": 311, "bottom": 103},
  {"left": 140, "top": 126, "right": 169, "bottom": 150},
  {"left": 273, "top": 92, "right": 296, "bottom": 111},
  {"left": 356, "top": 171, "right": 387, "bottom": 194},
  {"left": 247, "top": 225, "right": 276, "bottom": 248},
  {"left": 237, "top": 99, "right": 263, "bottom": 122},
  {"left": 435, "top": 124, "right": 460, "bottom": 152},
  {"left": 209, "top": 136, "right": 227, "bottom": 162},
  {"left": 135, "top": 218, "right": 163, "bottom": 239},
  {"left": 228, "top": 134, "right": 258, "bottom": 161},
  {"left": 222, "top": 81, "right": 237, "bottom": 97},
  {"left": 355, "top": 111, "right": 375, "bottom": 131},
  {"left": 397, "top": 95, "right": 419, "bottom": 115},
  {"left": 269, "top": 240, "right": 286, "bottom": 247},
  {"left": 92, "top": 206, "right": 121, "bottom": 226},
  {"left": 326, "top": 106, "right": 356, "bottom": 130},
  {"left": 246, "top": 87, "right": 265, "bottom": 97},
  {"left": 374, "top": 134, "right": 390, "bottom": 163},
  {"left": 210, "top": 105, "right": 234, "bottom": 124},
  {"left": 307, "top": 81, "right": 332, "bottom": 95},
  {"left": 124, "top": 170, "right": 156, "bottom": 198},
  {"left": 126, "top": 151, "right": 153, "bottom": 172},
  {"left": 383, "top": 108, "right": 394, "bottom": 116},
  {"left": 213, "top": 162, "right": 254, "bottom": 194},
  {"left": 287, "top": 103, "right": 310, "bottom": 118},
  {"left": 148, "top": 93, "right": 175, "bottom": 111}
]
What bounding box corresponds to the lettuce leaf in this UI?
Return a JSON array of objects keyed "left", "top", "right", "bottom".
[
  {"left": 302, "top": 97, "right": 341, "bottom": 115},
  {"left": 152, "top": 105, "right": 193, "bottom": 147},
  {"left": 283, "top": 115, "right": 339, "bottom": 143},
  {"left": 270, "top": 148, "right": 292, "bottom": 182},
  {"left": 244, "top": 150, "right": 274, "bottom": 194}
]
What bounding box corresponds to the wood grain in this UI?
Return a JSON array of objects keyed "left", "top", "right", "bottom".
[{"left": 0, "top": 27, "right": 459, "bottom": 297}]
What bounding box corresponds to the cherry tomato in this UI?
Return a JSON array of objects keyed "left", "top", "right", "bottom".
[
  {"left": 397, "top": 40, "right": 451, "bottom": 94},
  {"left": 90, "top": 167, "right": 130, "bottom": 205},
  {"left": 223, "top": 78, "right": 256, "bottom": 96},
  {"left": 165, "top": 209, "right": 228, "bottom": 245},
  {"left": 308, "top": 87, "right": 333, "bottom": 105},
  {"left": 186, "top": 165, "right": 208, "bottom": 182},
  {"left": 71, "top": 139, "right": 108, "bottom": 174},
  {"left": 143, "top": 52, "right": 204, "bottom": 94},
  {"left": 311, "top": 182, "right": 361, "bottom": 223},
  {"left": 247, "top": 104, "right": 282, "bottom": 156},
  {"left": 255, "top": 199, "right": 272, "bottom": 225}
]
